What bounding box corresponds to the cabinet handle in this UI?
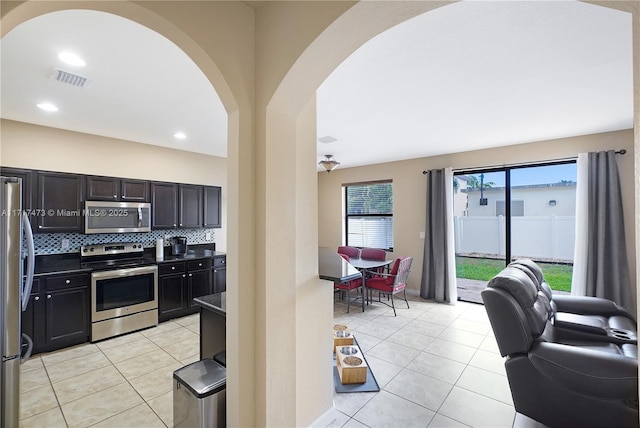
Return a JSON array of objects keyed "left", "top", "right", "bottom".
[
  {"left": 38, "top": 225, "right": 43, "bottom": 229},
  {"left": 34, "top": 296, "right": 40, "bottom": 301},
  {"left": 198, "top": 263, "right": 202, "bottom": 267},
  {"left": 214, "top": 270, "right": 217, "bottom": 273},
  {"left": 47, "top": 295, "right": 51, "bottom": 299},
  {"left": 65, "top": 279, "right": 70, "bottom": 284},
  {"left": 171, "top": 266, "right": 175, "bottom": 270},
  {"left": 173, "top": 224, "right": 176, "bottom": 227},
  {"left": 189, "top": 273, "right": 193, "bottom": 277},
  {"left": 113, "top": 194, "right": 117, "bottom": 198},
  {"left": 182, "top": 274, "right": 186, "bottom": 278},
  {"left": 180, "top": 223, "right": 183, "bottom": 227}
]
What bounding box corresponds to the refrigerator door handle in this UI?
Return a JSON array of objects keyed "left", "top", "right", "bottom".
[
  {"left": 21, "top": 333, "right": 33, "bottom": 363},
  {"left": 21, "top": 211, "right": 35, "bottom": 311}
]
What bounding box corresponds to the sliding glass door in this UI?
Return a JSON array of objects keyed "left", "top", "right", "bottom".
[{"left": 454, "top": 162, "right": 576, "bottom": 303}]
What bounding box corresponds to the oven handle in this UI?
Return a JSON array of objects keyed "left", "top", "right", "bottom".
[{"left": 90, "top": 264, "right": 158, "bottom": 280}]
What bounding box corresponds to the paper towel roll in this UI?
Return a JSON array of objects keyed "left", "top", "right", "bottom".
[{"left": 156, "top": 238, "right": 164, "bottom": 260}]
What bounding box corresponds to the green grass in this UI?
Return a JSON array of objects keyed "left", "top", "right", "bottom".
[{"left": 456, "top": 256, "right": 573, "bottom": 292}]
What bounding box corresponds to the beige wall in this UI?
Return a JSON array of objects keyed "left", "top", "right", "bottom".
[
  {"left": 318, "top": 129, "right": 637, "bottom": 308},
  {"left": 0, "top": 119, "right": 229, "bottom": 250}
]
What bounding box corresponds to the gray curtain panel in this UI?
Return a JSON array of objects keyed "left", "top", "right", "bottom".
[
  {"left": 586, "top": 150, "right": 633, "bottom": 312},
  {"left": 421, "top": 169, "right": 453, "bottom": 302}
]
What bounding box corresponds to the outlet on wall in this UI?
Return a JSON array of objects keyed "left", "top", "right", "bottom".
[
  {"left": 61, "top": 238, "right": 70, "bottom": 250},
  {"left": 206, "top": 232, "right": 212, "bottom": 240},
  {"left": 419, "top": 231, "right": 425, "bottom": 239}
]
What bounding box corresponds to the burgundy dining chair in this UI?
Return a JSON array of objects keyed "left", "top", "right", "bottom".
[
  {"left": 365, "top": 256, "right": 412, "bottom": 316},
  {"left": 334, "top": 253, "right": 364, "bottom": 313},
  {"left": 338, "top": 246, "right": 360, "bottom": 259},
  {"left": 360, "top": 247, "right": 387, "bottom": 278}
]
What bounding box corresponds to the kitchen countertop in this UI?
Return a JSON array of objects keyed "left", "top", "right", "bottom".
[
  {"left": 32, "top": 247, "right": 226, "bottom": 276},
  {"left": 193, "top": 292, "right": 226, "bottom": 316},
  {"left": 156, "top": 249, "right": 226, "bottom": 263}
]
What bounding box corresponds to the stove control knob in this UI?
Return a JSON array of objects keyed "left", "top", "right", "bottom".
[
  {"left": 90, "top": 248, "right": 94, "bottom": 252},
  {"left": 83, "top": 248, "right": 88, "bottom": 253}
]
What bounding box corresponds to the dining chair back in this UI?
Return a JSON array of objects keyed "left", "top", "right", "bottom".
[
  {"left": 338, "top": 246, "right": 360, "bottom": 259},
  {"left": 360, "top": 247, "right": 387, "bottom": 278},
  {"left": 334, "top": 253, "right": 364, "bottom": 313},
  {"left": 365, "top": 256, "right": 413, "bottom": 316}
]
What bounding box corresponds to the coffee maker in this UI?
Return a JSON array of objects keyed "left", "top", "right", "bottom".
[{"left": 171, "top": 236, "right": 188, "bottom": 256}]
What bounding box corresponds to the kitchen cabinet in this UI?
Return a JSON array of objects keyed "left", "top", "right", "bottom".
[
  {"left": 121, "top": 178, "right": 149, "bottom": 202},
  {"left": 158, "top": 261, "right": 187, "bottom": 321},
  {"left": 24, "top": 273, "right": 90, "bottom": 354},
  {"left": 179, "top": 184, "right": 203, "bottom": 228},
  {"left": 151, "top": 182, "right": 178, "bottom": 229},
  {"left": 87, "top": 176, "right": 150, "bottom": 202},
  {"left": 36, "top": 171, "right": 84, "bottom": 233},
  {"left": 212, "top": 255, "right": 226, "bottom": 293},
  {"left": 158, "top": 258, "right": 212, "bottom": 321},
  {"left": 203, "top": 186, "right": 221, "bottom": 228},
  {"left": 188, "top": 258, "right": 212, "bottom": 307}
]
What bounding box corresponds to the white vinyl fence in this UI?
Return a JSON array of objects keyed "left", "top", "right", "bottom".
[{"left": 454, "top": 215, "right": 575, "bottom": 262}]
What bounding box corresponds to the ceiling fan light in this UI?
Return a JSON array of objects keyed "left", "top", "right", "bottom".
[{"left": 319, "top": 155, "right": 340, "bottom": 172}]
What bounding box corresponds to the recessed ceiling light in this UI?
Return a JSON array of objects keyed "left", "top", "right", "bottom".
[
  {"left": 36, "top": 102, "right": 59, "bottom": 112},
  {"left": 173, "top": 132, "right": 187, "bottom": 140},
  {"left": 58, "top": 51, "right": 86, "bottom": 67}
]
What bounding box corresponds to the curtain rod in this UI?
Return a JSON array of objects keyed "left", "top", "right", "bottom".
[{"left": 422, "top": 149, "right": 626, "bottom": 175}]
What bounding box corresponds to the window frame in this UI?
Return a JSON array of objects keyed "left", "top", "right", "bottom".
[{"left": 343, "top": 179, "right": 394, "bottom": 251}]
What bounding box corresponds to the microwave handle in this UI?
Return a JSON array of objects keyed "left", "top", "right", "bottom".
[{"left": 137, "top": 207, "right": 142, "bottom": 227}]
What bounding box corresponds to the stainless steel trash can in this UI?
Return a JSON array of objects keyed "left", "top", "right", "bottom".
[{"left": 173, "top": 358, "right": 226, "bottom": 428}]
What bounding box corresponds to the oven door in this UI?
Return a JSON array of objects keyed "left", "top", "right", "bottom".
[{"left": 91, "top": 265, "right": 158, "bottom": 322}]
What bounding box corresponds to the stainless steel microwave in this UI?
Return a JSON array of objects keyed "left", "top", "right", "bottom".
[{"left": 84, "top": 201, "right": 151, "bottom": 234}]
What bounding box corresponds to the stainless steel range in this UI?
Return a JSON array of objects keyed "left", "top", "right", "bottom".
[{"left": 81, "top": 242, "right": 158, "bottom": 341}]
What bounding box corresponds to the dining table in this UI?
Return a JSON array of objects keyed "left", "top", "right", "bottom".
[{"left": 347, "top": 256, "right": 393, "bottom": 307}]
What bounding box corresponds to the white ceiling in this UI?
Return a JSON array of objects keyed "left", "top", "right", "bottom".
[{"left": 0, "top": 2, "right": 633, "bottom": 170}]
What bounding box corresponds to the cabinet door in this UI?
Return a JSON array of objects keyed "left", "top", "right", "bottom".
[
  {"left": 86, "top": 176, "right": 119, "bottom": 201},
  {"left": 151, "top": 182, "right": 178, "bottom": 229},
  {"left": 179, "top": 184, "right": 202, "bottom": 228},
  {"left": 36, "top": 172, "right": 84, "bottom": 233},
  {"left": 213, "top": 268, "right": 226, "bottom": 293},
  {"left": 21, "top": 284, "right": 45, "bottom": 355},
  {"left": 189, "top": 269, "right": 212, "bottom": 307},
  {"left": 45, "top": 287, "right": 89, "bottom": 347},
  {"left": 121, "top": 179, "right": 149, "bottom": 202},
  {"left": 203, "top": 186, "right": 221, "bottom": 228},
  {"left": 159, "top": 273, "right": 186, "bottom": 320}
]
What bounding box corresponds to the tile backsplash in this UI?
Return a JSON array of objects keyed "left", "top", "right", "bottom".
[{"left": 32, "top": 229, "right": 216, "bottom": 255}]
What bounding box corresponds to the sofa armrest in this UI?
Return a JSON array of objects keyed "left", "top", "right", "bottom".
[
  {"left": 553, "top": 295, "right": 635, "bottom": 320},
  {"left": 529, "top": 341, "right": 638, "bottom": 399}
]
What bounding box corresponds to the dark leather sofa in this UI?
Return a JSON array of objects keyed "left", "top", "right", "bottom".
[{"left": 482, "top": 263, "right": 638, "bottom": 428}]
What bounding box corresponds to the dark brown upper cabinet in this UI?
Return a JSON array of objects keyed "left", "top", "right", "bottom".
[
  {"left": 179, "top": 184, "right": 203, "bottom": 228},
  {"left": 121, "top": 179, "right": 149, "bottom": 202},
  {"left": 151, "top": 182, "right": 178, "bottom": 229},
  {"left": 203, "top": 186, "right": 221, "bottom": 228},
  {"left": 36, "top": 172, "right": 84, "bottom": 233},
  {"left": 87, "top": 176, "right": 149, "bottom": 202},
  {"left": 86, "top": 176, "right": 118, "bottom": 201}
]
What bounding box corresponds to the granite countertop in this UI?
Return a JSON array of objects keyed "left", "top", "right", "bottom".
[
  {"left": 193, "top": 292, "right": 226, "bottom": 316},
  {"left": 156, "top": 249, "right": 226, "bottom": 263},
  {"left": 34, "top": 254, "right": 89, "bottom": 276}
]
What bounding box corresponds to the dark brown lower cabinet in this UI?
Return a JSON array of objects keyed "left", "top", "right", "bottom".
[
  {"left": 159, "top": 273, "right": 187, "bottom": 322},
  {"left": 22, "top": 274, "right": 90, "bottom": 354},
  {"left": 159, "top": 258, "right": 212, "bottom": 321}
]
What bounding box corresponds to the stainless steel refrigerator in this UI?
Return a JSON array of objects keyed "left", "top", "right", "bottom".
[{"left": 1, "top": 177, "right": 35, "bottom": 428}]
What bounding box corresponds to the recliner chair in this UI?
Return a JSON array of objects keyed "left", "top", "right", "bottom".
[
  {"left": 482, "top": 266, "right": 638, "bottom": 428},
  {"left": 510, "top": 258, "right": 636, "bottom": 345}
]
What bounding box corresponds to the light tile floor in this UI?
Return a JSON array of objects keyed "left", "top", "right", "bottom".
[
  {"left": 331, "top": 293, "right": 546, "bottom": 428},
  {"left": 19, "top": 313, "right": 200, "bottom": 428},
  {"left": 19, "top": 297, "right": 544, "bottom": 428}
]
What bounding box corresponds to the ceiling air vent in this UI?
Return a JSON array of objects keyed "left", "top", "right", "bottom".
[{"left": 52, "top": 68, "right": 90, "bottom": 88}]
